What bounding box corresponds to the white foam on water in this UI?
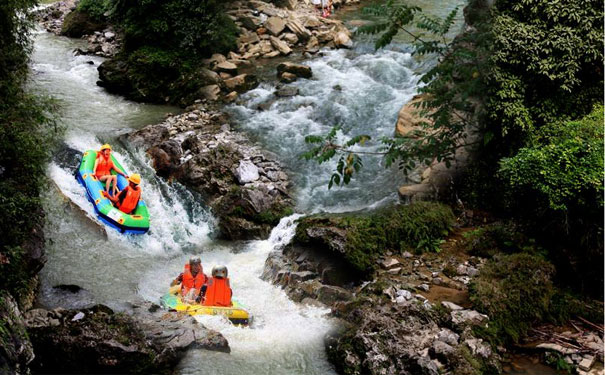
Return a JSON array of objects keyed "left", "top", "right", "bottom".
[{"left": 138, "top": 215, "right": 337, "bottom": 375}]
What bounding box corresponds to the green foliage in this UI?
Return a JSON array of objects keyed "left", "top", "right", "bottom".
[
  {"left": 463, "top": 222, "right": 543, "bottom": 258},
  {"left": 486, "top": 0, "right": 603, "bottom": 144},
  {"left": 499, "top": 105, "right": 604, "bottom": 212},
  {"left": 547, "top": 290, "right": 604, "bottom": 326},
  {"left": 544, "top": 352, "right": 573, "bottom": 374},
  {"left": 77, "top": 0, "right": 112, "bottom": 21},
  {"left": 112, "top": 0, "right": 238, "bottom": 57},
  {"left": 0, "top": 0, "right": 61, "bottom": 304},
  {"left": 296, "top": 202, "right": 455, "bottom": 276},
  {"left": 469, "top": 253, "right": 555, "bottom": 345}
]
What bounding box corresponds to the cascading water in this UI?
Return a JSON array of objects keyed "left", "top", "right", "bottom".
[{"left": 32, "top": 1, "right": 464, "bottom": 373}]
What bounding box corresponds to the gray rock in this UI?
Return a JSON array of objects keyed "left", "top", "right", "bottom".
[
  {"left": 275, "top": 86, "right": 299, "bottom": 97},
  {"left": 451, "top": 309, "right": 489, "bottom": 327},
  {"left": 418, "top": 283, "right": 430, "bottom": 292},
  {"left": 234, "top": 160, "right": 260, "bottom": 184},
  {"left": 381, "top": 257, "right": 400, "bottom": 269},
  {"left": 464, "top": 338, "right": 492, "bottom": 358},
  {"left": 396, "top": 289, "right": 412, "bottom": 300},
  {"left": 198, "top": 85, "right": 221, "bottom": 101},
  {"left": 441, "top": 301, "right": 463, "bottom": 311},
  {"left": 436, "top": 328, "right": 459, "bottom": 346},
  {"left": 0, "top": 292, "right": 34, "bottom": 375},
  {"left": 316, "top": 285, "right": 352, "bottom": 305},
  {"left": 431, "top": 341, "right": 455, "bottom": 360}
]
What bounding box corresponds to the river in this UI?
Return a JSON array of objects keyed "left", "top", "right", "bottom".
[{"left": 32, "top": 1, "right": 465, "bottom": 374}]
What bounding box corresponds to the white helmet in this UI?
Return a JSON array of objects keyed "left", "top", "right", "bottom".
[{"left": 212, "top": 265, "right": 228, "bottom": 279}]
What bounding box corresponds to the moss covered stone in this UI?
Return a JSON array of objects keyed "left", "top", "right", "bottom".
[
  {"left": 469, "top": 253, "right": 555, "bottom": 344},
  {"left": 295, "top": 202, "right": 455, "bottom": 277}
]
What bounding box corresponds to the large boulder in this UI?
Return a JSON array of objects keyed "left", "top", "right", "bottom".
[
  {"left": 25, "top": 303, "right": 229, "bottom": 374},
  {"left": 61, "top": 9, "right": 107, "bottom": 38}
]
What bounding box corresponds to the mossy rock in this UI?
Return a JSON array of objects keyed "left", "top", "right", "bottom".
[
  {"left": 61, "top": 9, "right": 107, "bottom": 38},
  {"left": 295, "top": 202, "right": 456, "bottom": 277}
]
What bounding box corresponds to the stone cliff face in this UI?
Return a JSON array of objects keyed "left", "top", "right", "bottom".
[{"left": 127, "top": 106, "right": 294, "bottom": 240}]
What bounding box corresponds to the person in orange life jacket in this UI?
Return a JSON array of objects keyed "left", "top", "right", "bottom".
[
  {"left": 201, "top": 265, "right": 233, "bottom": 307},
  {"left": 170, "top": 256, "right": 208, "bottom": 304},
  {"left": 93, "top": 144, "right": 128, "bottom": 196},
  {"left": 104, "top": 174, "right": 142, "bottom": 214}
]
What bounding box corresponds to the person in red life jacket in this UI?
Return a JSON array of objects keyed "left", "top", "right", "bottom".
[
  {"left": 104, "top": 173, "right": 143, "bottom": 214},
  {"left": 93, "top": 144, "right": 128, "bottom": 197},
  {"left": 201, "top": 265, "right": 232, "bottom": 307},
  {"left": 170, "top": 256, "right": 208, "bottom": 304}
]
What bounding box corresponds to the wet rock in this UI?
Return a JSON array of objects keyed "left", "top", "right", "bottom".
[
  {"left": 223, "top": 74, "right": 259, "bottom": 93},
  {"left": 0, "top": 292, "right": 34, "bottom": 375},
  {"left": 198, "top": 84, "right": 221, "bottom": 101},
  {"left": 26, "top": 303, "right": 229, "bottom": 374},
  {"left": 277, "top": 62, "right": 312, "bottom": 79},
  {"left": 279, "top": 72, "right": 297, "bottom": 83},
  {"left": 52, "top": 142, "right": 83, "bottom": 173},
  {"left": 265, "top": 16, "right": 286, "bottom": 36},
  {"left": 275, "top": 86, "right": 299, "bottom": 97},
  {"left": 334, "top": 31, "right": 353, "bottom": 48}
]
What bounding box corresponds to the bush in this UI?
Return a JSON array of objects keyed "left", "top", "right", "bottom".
[
  {"left": 469, "top": 253, "right": 555, "bottom": 344},
  {"left": 77, "top": 0, "right": 112, "bottom": 21},
  {"left": 112, "top": 0, "right": 238, "bottom": 57}
]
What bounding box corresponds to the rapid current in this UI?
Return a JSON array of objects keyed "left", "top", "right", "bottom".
[{"left": 32, "top": 1, "right": 463, "bottom": 373}]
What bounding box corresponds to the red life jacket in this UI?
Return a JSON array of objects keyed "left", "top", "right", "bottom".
[
  {"left": 181, "top": 264, "right": 207, "bottom": 297},
  {"left": 203, "top": 277, "right": 232, "bottom": 307},
  {"left": 95, "top": 153, "right": 114, "bottom": 178},
  {"left": 116, "top": 185, "right": 141, "bottom": 214}
]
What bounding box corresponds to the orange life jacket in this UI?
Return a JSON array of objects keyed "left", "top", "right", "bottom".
[
  {"left": 116, "top": 185, "right": 141, "bottom": 214},
  {"left": 203, "top": 277, "right": 232, "bottom": 307},
  {"left": 181, "top": 264, "right": 207, "bottom": 297},
  {"left": 95, "top": 153, "right": 114, "bottom": 178}
]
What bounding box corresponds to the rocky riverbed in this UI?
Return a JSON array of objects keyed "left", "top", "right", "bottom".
[{"left": 262, "top": 205, "right": 503, "bottom": 375}]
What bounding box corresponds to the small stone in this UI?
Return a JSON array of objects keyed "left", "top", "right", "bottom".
[
  {"left": 103, "top": 31, "right": 115, "bottom": 40},
  {"left": 269, "top": 36, "right": 292, "bottom": 55},
  {"left": 334, "top": 31, "right": 353, "bottom": 48},
  {"left": 275, "top": 86, "right": 299, "bottom": 97},
  {"left": 381, "top": 257, "right": 400, "bottom": 269},
  {"left": 578, "top": 355, "right": 595, "bottom": 371},
  {"left": 441, "top": 301, "right": 463, "bottom": 311},
  {"left": 396, "top": 289, "right": 412, "bottom": 300},
  {"left": 223, "top": 91, "right": 238, "bottom": 103},
  {"left": 402, "top": 251, "right": 413, "bottom": 258},
  {"left": 72, "top": 312, "right": 85, "bottom": 321},
  {"left": 418, "top": 284, "right": 430, "bottom": 292}
]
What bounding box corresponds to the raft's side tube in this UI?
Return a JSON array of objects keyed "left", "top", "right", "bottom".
[{"left": 77, "top": 150, "right": 150, "bottom": 234}]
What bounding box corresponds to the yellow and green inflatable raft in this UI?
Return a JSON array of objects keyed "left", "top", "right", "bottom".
[
  {"left": 77, "top": 149, "right": 150, "bottom": 234},
  {"left": 160, "top": 286, "right": 250, "bottom": 326}
]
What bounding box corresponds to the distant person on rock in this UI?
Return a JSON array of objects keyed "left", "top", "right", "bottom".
[
  {"left": 202, "top": 265, "right": 233, "bottom": 307},
  {"left": 93, "top": 144, "right": 128, "bottom": 196},
  {"left": 171, "top": 256, "right": 208, "bottom": 304},
  {"left": 104, "top": 173, "right": 142, "bottom": 214}
]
